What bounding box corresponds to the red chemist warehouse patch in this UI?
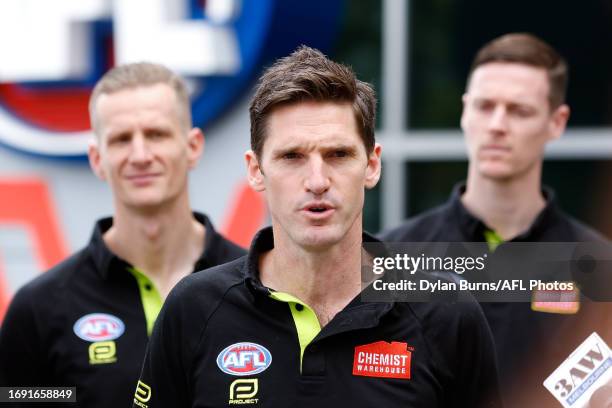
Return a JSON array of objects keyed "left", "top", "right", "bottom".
[{"left": 352, "top": 341, "right": 412, "bottom": 379}]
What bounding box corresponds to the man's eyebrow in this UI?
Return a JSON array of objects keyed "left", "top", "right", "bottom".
[
  {"left": 271, "top": 143, "right": 359, "bottom": 156},
  {"left": 322, "top": 144, "right": 357, "bottom": 152},
  {"left": 270, "top": 145, "right": 302, "bottom": 157},
  {"left": 106, "top": 129, "right": 131, "bottom": 140},
  {"left": 142, "top": 125, "right": 173, "bottom": 133}
]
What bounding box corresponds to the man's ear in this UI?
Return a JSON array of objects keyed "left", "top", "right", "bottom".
[
  {"left": 548, "top": 104, "right": 570, "bottom": 141},
  {"left": 187, "top": 127, "right": 205, "bottom": 169},
  {"left": 364, "top": 143, "right": 382, "bottom": 189},
  {"left": 88, "top": 139, "right": 106, "bottom": 181},
  {"left": 245, "top": 150, "right": 265, "bottom": 192},
  {"left": 459, "top": 93, "right": 469, "bottom": 133}
]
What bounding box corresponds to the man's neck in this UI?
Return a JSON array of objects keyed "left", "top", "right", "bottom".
[
  {"left": 260, "top": 224, "right": 364, "bottom": 327},
  {"left": 104, "top": 197, "right": 205, "bottom": 299},
  {"left": 461, "top": 166, "right": 546, "bottom": 240}
]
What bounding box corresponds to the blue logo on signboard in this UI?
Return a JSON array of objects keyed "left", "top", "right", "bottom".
[{"left": 0, "top": 0, "right": 342, "bottom": 158}]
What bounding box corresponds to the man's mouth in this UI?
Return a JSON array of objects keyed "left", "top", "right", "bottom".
[
  {"left": 126, "top": 173, "right": 160, "bottom": 179},
  {"left": 301, "top": 202, "right": 335, "bottom": 219},
  {"left": 481, "top": 144, "right": 511, "bottom": 152},
  {"left": 125, "top": 173, "right": 161, "bottom": 185}
]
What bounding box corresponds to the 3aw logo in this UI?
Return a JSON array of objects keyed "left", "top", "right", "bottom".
[
  {"left": 544, "top": 332, "right": 612, "bottom": 407},
  {"left": 0, "top": 0, "right": 342, "bottom": 158}
]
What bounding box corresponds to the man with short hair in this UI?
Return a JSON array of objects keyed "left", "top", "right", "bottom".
[
  {"left": 0, "top": 63, "right": 245, "bottom": 407},
  {"left": 134, "top": 46, "right": 500, "bottom": 408},
  {"left": 382, "top": 33, "right": 611, "bottom": 406}
]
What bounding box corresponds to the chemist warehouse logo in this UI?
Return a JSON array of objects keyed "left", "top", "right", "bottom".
[
  {"left": 0, "top": 0, "right": 342, "bottom": 158},
  {"left": 353, "top": 341, "right": 413, "bottom": 380}
]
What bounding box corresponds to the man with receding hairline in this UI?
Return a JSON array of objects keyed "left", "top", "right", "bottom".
[
  {"left": 382, "top": 33, "right": 611, "bottom": 406},
  {"left": 0, "top": 62, "right": 245, "bottom": 407}
]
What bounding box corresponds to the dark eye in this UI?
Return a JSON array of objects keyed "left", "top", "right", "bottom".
[
  {"left": 282, "top": 152, "right": 301, "bottom": 160},
  {"left": 148, "top": 130, "right": 167, "bottom": 139},
  {"left": 331, "top": 150, "right": 348, "bottom": 158},
  {"left": 475, "top": 100, "right": 494, "bottom": 112},
  {"left": 109, "top": 133, "right": 131, "bottom": 145},
  {"left": 509, "top": 106, "right": 533, "bottom": 118}
]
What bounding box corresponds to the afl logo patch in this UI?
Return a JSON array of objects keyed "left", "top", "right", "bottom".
[
  {"left": 73, "top": 313, "right": 125, "bottom": 342},
  {"left": 216, "top": 342, "right": 272, "bottom": 376}
]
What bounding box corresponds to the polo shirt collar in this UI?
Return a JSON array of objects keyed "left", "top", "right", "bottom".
[
  {"left": 89, "top": 212, "right": 223, "bottom": 280},
  {"left": 450, "top": 181, "right": 561, "bottom": 241},
  {"left": 243, "top": 227, "right": 394, "bottom": 321},
  {"left": 89, "top": 217, "right": 118, "bottom": 280},
  {"left": 244, "top": 227, "right": 274, "bottom": 297},
  {"left": 193, "top": 212, "right": 233, "bottom": 270}
]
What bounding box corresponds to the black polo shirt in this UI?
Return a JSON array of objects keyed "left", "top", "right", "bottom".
[
  {"left": 380, "top": 183, "right": 612, "bottom": 407},
  {"left": 0, "top": 212, "right": 245, "bottom": 408},
  {"left": 134, "top": 227, "right": 501, "bottom": 408}
]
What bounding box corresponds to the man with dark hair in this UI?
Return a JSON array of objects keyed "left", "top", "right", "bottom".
[
  {"left": 134, "top": 46, "right": 500, "bottom": 407},
  {"left": 382, "top": 33, "right": 611, "bottom": 406},
  {"left": 0, "top": 62, "right": 245, "bottom": 407}
]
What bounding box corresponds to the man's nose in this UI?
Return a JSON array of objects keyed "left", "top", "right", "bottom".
[
  {"left": 304, "top": 157, "right": 331, "bottom": 195},
  {"left": 129, "top": 135, "right": 153, "bottom": 164},
  {"left": 488, "top": 106, "right": 509, "bottom": 134}
]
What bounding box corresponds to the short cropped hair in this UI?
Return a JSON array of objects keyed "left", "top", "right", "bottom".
[
  {"left": 89, "top": 62, "right": 192, "bottom": 135},
  {"left": 468, "top": 33, "right": 568, "bottom": 109},
  {"left": 249, "top": 46, "right": 377, "bottom": 158}
]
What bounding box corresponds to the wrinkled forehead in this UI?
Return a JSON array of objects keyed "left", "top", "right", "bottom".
[{"left": 262, "top": 101, "right": 363, "bottom": 153}]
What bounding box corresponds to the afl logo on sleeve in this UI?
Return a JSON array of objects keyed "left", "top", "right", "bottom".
[
  {"left": 216, "top": 342, "right": 272, "bottom": 376},
  {"left": 73, "top": 313, "right": 125, "bottom": 342}
]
